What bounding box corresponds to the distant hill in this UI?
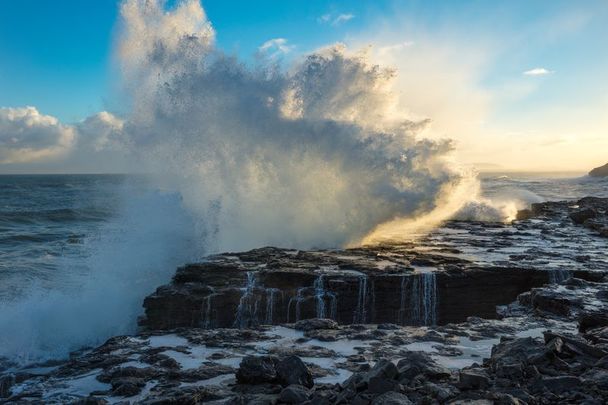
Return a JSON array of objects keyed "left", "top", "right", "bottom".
[{"left": 589, "top": 163, "right": 608, "bottom": 177}]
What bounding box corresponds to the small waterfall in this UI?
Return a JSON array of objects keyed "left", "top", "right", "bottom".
[
  {"left": 201, "top": 293, "right": 215, "bottom": 329},
  {"left": 353, "top": 275, "right": 369, "bottom": 323},
  {"left": 233, "top": 272, "right": 260, "bottom": 328},
  {"left": 314, "top": 275, "right": 327, "bottom": 318},
  {"left": 549, "top": 269, "right": 571, "bottom": 284},
  {"left": 420, "top": 273, "right": 437, "bottom": 326},
  {"left": 265, "top": 288, "right": 279, "bottom": 324},
  {"left": 398, "top": 275, "right": 408, "bottom": 325},
  {"left": 399, "top": 273, "right": 438, "bottom": 326},
  {"left": 287, "top": 288, "right": 306, "bottom": 323},
  {"left": 330, "top": 293, "right": 337, "bottom": 320}
]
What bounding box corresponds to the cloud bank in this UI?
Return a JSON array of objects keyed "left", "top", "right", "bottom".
[{"left": 0, "top": 107, "right": 75, "bottom": 164}]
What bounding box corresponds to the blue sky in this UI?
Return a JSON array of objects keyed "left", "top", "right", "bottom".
[{"left": 0, "top": 0, "right": 607, "bottom": 171}]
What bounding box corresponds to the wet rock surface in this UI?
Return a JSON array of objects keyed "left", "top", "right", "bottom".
[
  {"left": 141, "top": 199, "right": 608, "bottom": 332},
  {"left": 2, "top": 197, "right": 608, "bottom": 403}
]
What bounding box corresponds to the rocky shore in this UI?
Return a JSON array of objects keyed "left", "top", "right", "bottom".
[{"left": 1, "top": 197, "right": 608, "bottom": 404}]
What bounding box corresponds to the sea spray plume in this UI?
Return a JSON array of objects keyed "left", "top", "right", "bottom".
[{"left": 118, "top": 0, "right": 470, "bottom": 250}]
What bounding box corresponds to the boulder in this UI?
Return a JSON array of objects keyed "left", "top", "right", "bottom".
[
  {"left": 397, "top": 352, "right": 451, "bottom": 381},
  {"left": 279, "top": 384, "right": 310, "bottom": 403},
  {"left": 570, "top": 208, "right": 597, "bottom": 224},
  {"left": 459, "top": 368, "right": 491, "bottom": 389},
  {"left": 236, "top": 356, "right": 279, "bottom": 385},
  {"left": 0, "top": 374, "right": 14, "bottom": 398},
  {"left": 294, "top": 318, "right": 339, "bottom": 331},
  {"left": 366, "top": 359, "right": 399, "bottom": 382},
  {"left": 371, "top": 391, "right": 413, "bottom": 405},
  {"left": 490, "top": 337, "right": 546, "bottom": 376},
  {"left": 539, "top": 375, "right": 582, "bottom": 394},
  {"left": 110, "top": 376, "right": 146, "bottom": 397},
  {"left": 275, "top": 356, "right": 313, "bottom": 388}
]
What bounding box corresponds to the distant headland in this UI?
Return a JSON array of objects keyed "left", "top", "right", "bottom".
[{"left": 589, "top": 162, "right": 608, "bottom": 177}]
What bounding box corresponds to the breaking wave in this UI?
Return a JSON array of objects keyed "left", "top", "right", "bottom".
[
  {"left": 0, "top": 0, "right": 499, "bottom": 363},
  {"left": 116, "top": 0, "right": 477, "bottom": 250}
]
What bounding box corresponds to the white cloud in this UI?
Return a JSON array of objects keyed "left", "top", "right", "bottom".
[
  {"left": 76, "top": 111, "right": 125, "bottom": 152},
  {"left": 258, "top": 38, "right": 294, "bottom": 58},
  {"left": 318, "top": 12, "right": 355, "bottom": 27},
  {"left": 377, "top": 41, "right": 415, "bottom": 56},
  {"left": 523, "top": 67, "right": 553, "bottom": 76},
  {"left": 0, "top": 106, "right": 75, "bottom": 164}
]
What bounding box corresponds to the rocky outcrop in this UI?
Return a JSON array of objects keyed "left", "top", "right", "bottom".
[
  {"left": 140, "top": 247, "right": 561, "bottom": 331},
  {"left": 589, "top": 162, "right": 608, "bottom": 177},
  {"left": 517, "top": 196, "right": 608, "bottom": 238}
]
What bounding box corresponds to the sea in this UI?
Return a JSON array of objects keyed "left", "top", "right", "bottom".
[{"left": 0, "top": 172, "right": 606, "bottom": 362}]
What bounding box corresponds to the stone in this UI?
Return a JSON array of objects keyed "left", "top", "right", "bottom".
[
  {"left": 570, "top": 208, "right": 597, "bottom": 224},
  {"left": 72, "top": 398, "right": 109, "bottom": 405},
  {"left": 581, "top": 368, "right": 608, "bottom": 390},
  {"left": 294, "top": 318, "right": 339, "bottom": 331},
  {"left": 0, "top": 374, "right": 15, "bottom": 398},
  {"left": 368, "top": 376, "right": 401, "bottom": 394},
  {"left": 236, "top": 356, "right": 278, "bottom": 385},
  {"left": 371, "top": 391, "right": 413, "bottom": 405},
  {"left": 275, "top": 356, "right": 313, "bottom": 388},
  {"left": 540, "top": 375, "right": 582, "bottom": 394},
  {"left": 366, "top": 359, "right": 399, "bottom": 382},
  {"left": 459, "top": 368, "right": 491, "bottom": 389},
  {"left": 490, "top": 337, "right": 545, "bottom": 371},
  {"left": 279, "top": 384, "right": 309, "bottom": 403},
  {"left": 397, "top": 352, "right": 451, "bottom": 381},
  {"left": 110, "top": 376, "right": 146, "bottom": 397}
]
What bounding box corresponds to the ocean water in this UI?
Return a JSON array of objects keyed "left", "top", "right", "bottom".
[
  {"left": 1, "top": 172, "right": 607, "bottom": 301},
  {"left": 0, "top": 172, "right": 606, "bottom": 362}
]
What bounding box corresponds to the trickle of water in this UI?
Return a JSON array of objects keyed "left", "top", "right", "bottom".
[
  {"left": 233, "top": 272, "right": 260, "bottom": 328},
  {"left": 201, "top": 292, "right": 214, "bottom": 329},
  {"left": 421, "top": 273, "right": 437, "bottom": 326},
  {"left": 398, "top": 275, "right": 408, "bottom": 325},
  {"left": 314, "top": 275, "right": 326, "bottom": 318},
  {"left": 265, "top": 288, "right": 278, "bottom": 324},
  {"left": 353, "top": 275, "right": 369, "bottom": 323},
  {"left": 549, "top": 269, "right": 571, "bottom": 284},
  {"left": 399, "top": 273, "right": 438, "bottom": 326}
]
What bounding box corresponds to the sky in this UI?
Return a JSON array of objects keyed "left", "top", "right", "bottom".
[{"left": 0, "top": 0, "right": 607, "bottom": 173}]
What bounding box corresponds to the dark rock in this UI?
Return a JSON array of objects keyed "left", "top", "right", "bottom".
[
  {"left": 279, "top": 384, "right": 310, "bottom": 403},
  {"left": 570, "top": 208, "right": 597, "bottom": 224},
  {"left": 371, "top": 391, "right": 413, "bottom": 405},
  {"left": 581, "top": 368, "right": 608, "bottom": 390},
  {"left": 0, "top": 373, "right": 15, "bottom": 398},
  {"left": 490, "top": 337, "right": 546, "bottom": 378},
  {"left": 368, "top": 376, "right": 401, "bottom": 394},
  {"left": 397, "top": 352, "right": 451, "bottom": 381},
  {"left": 580, "top": 312, "right": 608, "bottom": 332},
  {"left": 459, "top": 368, "right": 491, "bottom": 389},
  {"left": 539, "top": 375, "right": 582, "bottom": 394},
  {"left": 294, "top": 318, "right": 339, "bottom": 331},
  {"left": 236, "top": 356, "right": 278, "bottom": 385},
  {"left": 72, "top": 398, "right": 109, "bottom": 405},
  {"left": 275, "top": 356, "right": 313, "bottom": 388},
  {"left": 366, "top": 359, "right": 399, "bottom": 382},
  {"left": 111, "top": 376, "right": 146, "bottom": 397}
]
